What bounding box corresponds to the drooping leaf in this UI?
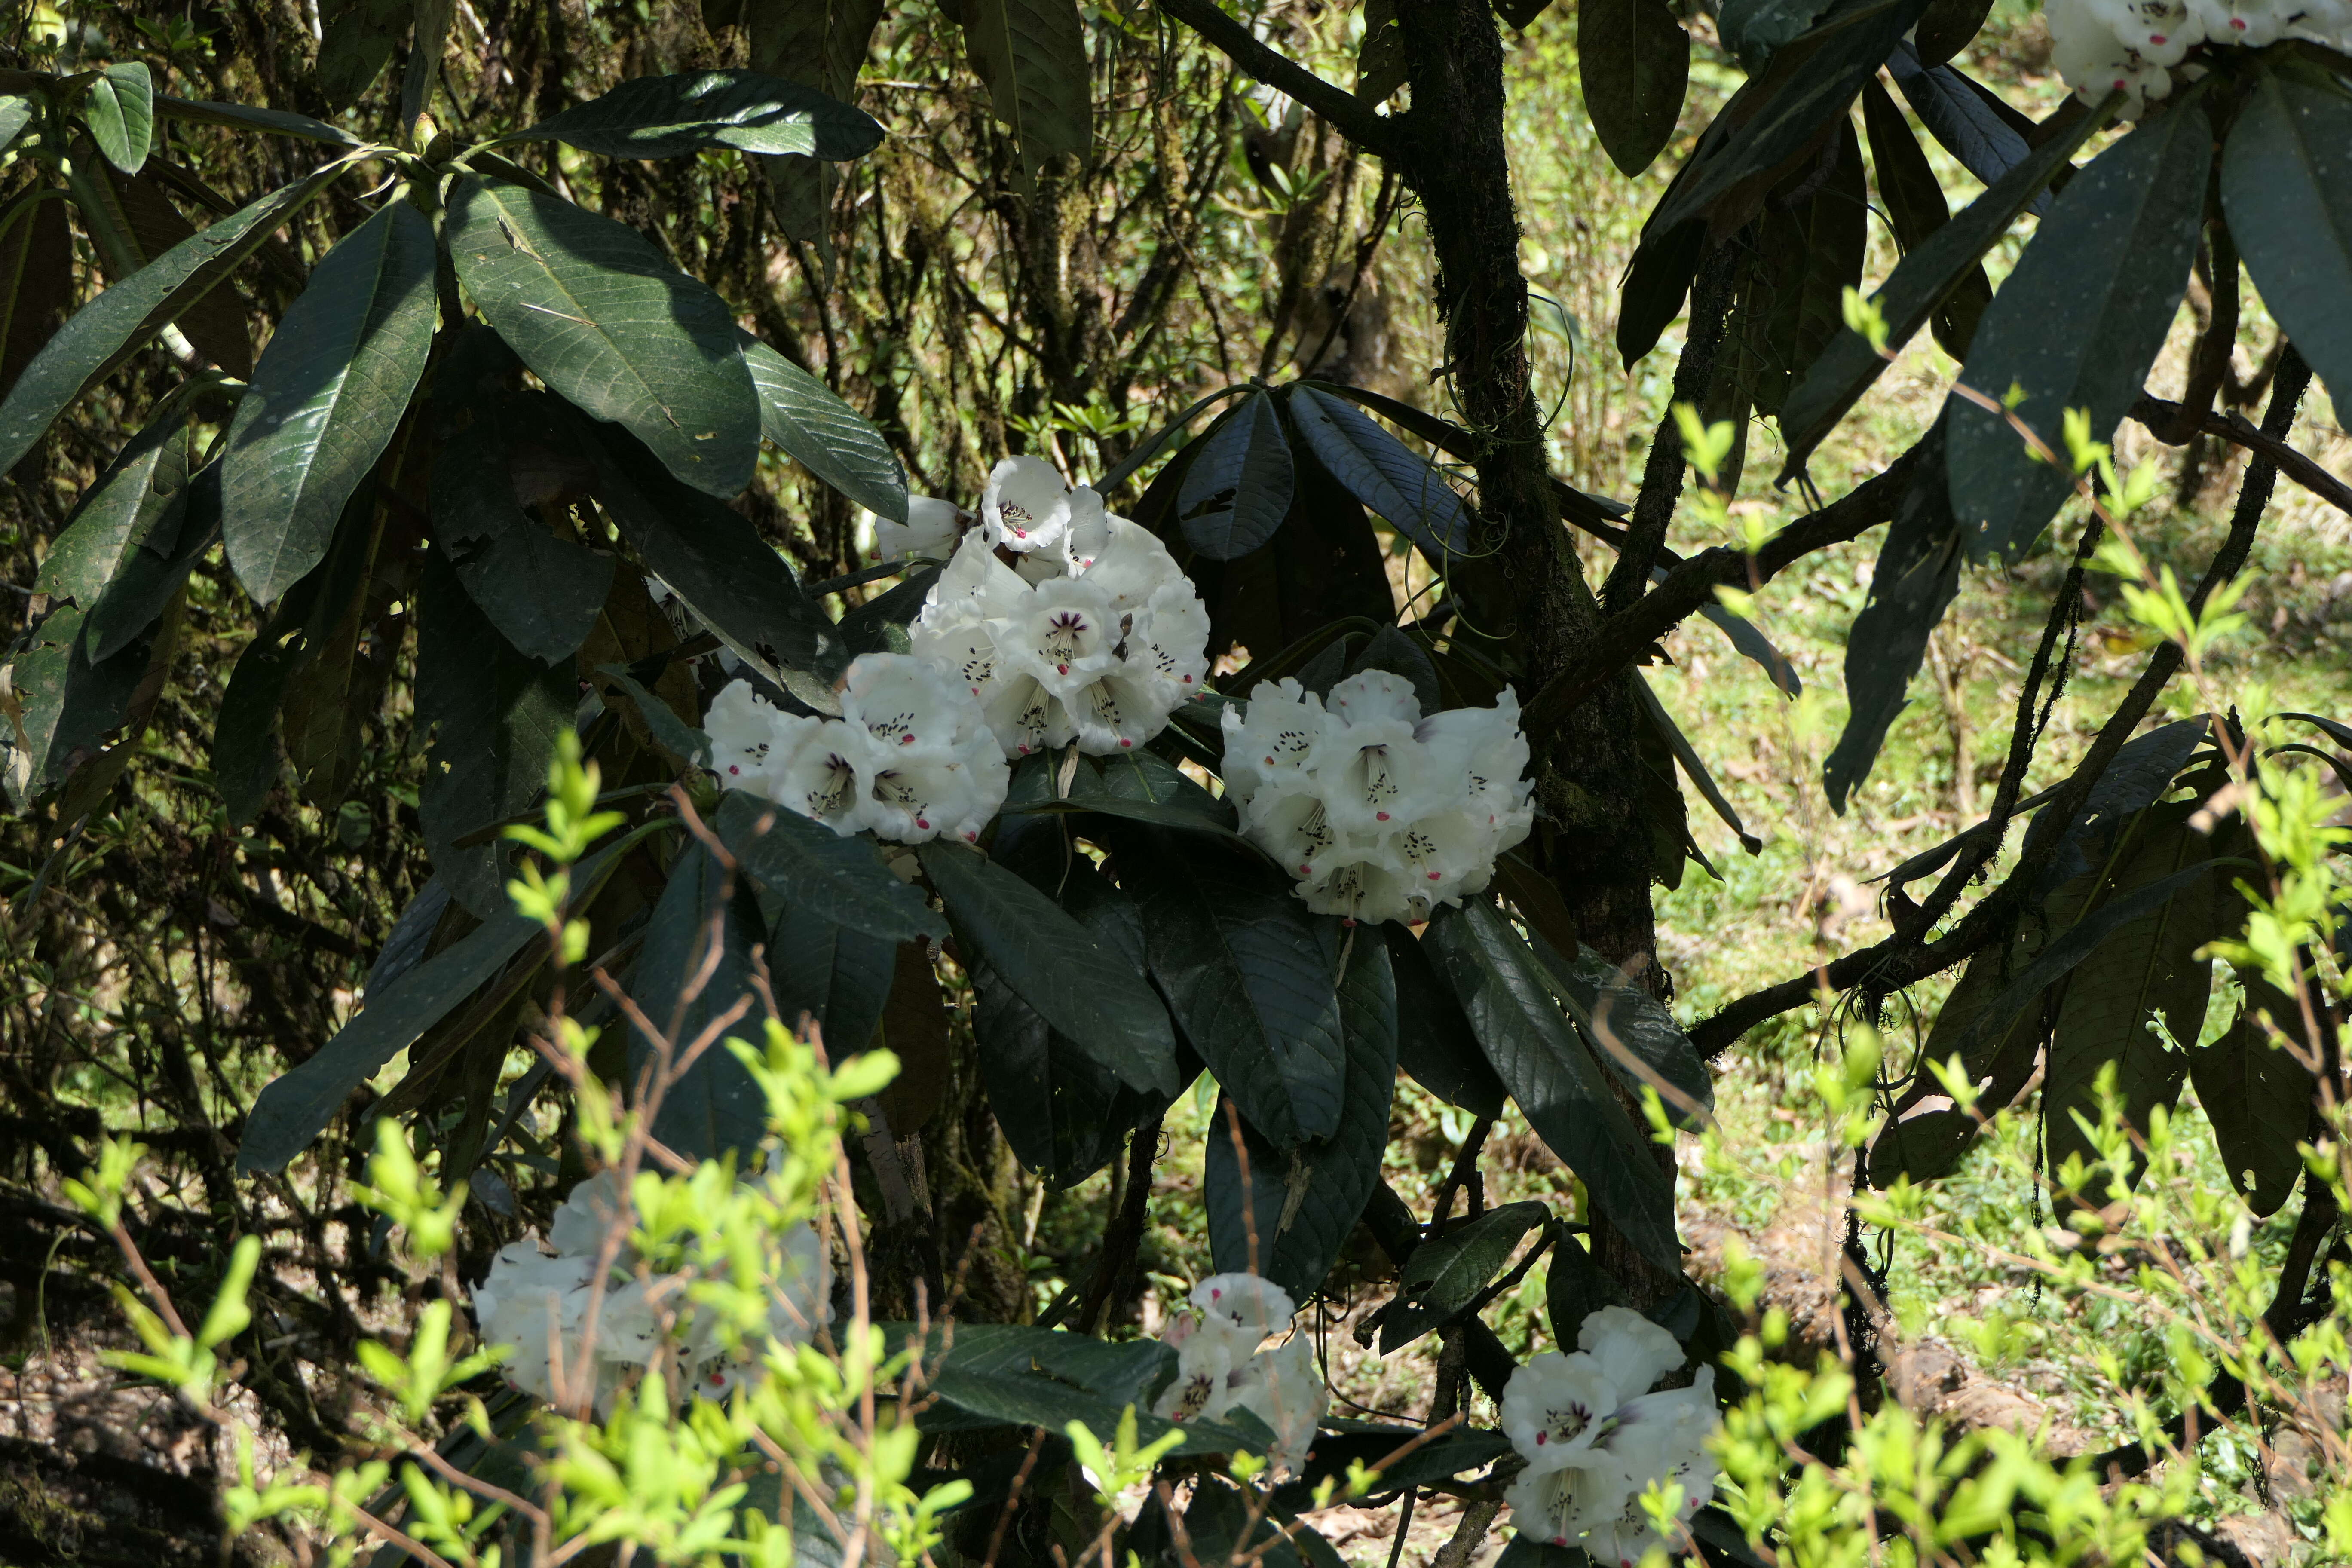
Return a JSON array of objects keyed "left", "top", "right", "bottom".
[
  {"left": 1824, "top": 417, "right": 1960, "bottom": 812},
  {"left": 895, "top": 1320, "right": 1179, "bottom": 1419},
  {"left": 445, "top": 175, "right": 760, "bottom": 499},
  {"left": 1866, "top": 933, "right": 2056, "bottom": 1188},
  {"left": 764, "top": 887, "right": 897, "bottom": 1060},
  {"left": 1378, "top": 1200, "right": 1549, "bottom": 1353},
  {"left": 1170, "top": 1479, "right": 1343, "bottom": 1568},
  {"left": 74, "top": 156, "right": 254, "bottom": 377},
  {"left": 1177, "top": 390, "right": 1297, "bottom": 561},
  {"left": 1718, "top": 0, "right": 1832, "bottom": 70},
  {"left": 918, "top": 838, "right": 1183, "bottom": 1094},
  {"left": 501, "top": 68, "right": 884, "bottom": 160},
  {"left": 33, "top": 407, "right": 196, "bottom": 642},
  {"left": 2222, "top": 66, "right": 2352, "bottom": 418},
  {"left": 2018, "top": 716, "right": 2211, "bottom": 900},
  {"left": 400, "top": 0, "right": 454, "bottom": 137},
  {"left": 1946, "top": 98, "right": 2212, "bottom": 562},
  {"left": 1423, "top": 900, "right": 1680, "bottom": 1268},
  {"left": 1544, "top": 1231, "right": 1627, "bottom": 1348},
  {"left": 719, "top": 790, "right": 945, "bottom": 949},
  {"left": 2190, "top": 966, "right": 2318, "bottom": 1218},
  {"left": 1579, "top": 0, "right": 1690, "bottom": 176},
  {"left": 958, "top": 0, "right": 1092, "bottom": 189},
  {"left": 158, "top": 96, "right": 364, "bottom": 147},
  {"left": 1206, "top": 932, "right": 1397, "bottom": 1298},
  {"left": 222, "top": 201, "right": 437, "bottom": 603},
  {"left": 1288, "top": 385, "right": 1474, "bottom": 563},
  {"left": 0, "top": 161, "right": 350, "bottom": 477},
  {"left": 1777, "top": 97, "right": 2104, "bottom": 475},
  {"left": 738, "top": 331, "right": 907, "bottom": 522},
  {"left": 435, "top": 416, "right": 613, "bottom": 665},
  {"left": 416, "top": 550, "right": 578, "bottom": 919},
  {"left": 631, "top": 837, "right": 774, "bottom": 1164},
  {"left": 1886, "top": 44, "right": 2039, "bottom": 195},
  {"left": 1617, "top": 214, "right": 1705, "bottom": 368},
  {"left": 1756, "top": 117, "right": 1867, "bottom": 416},
  {"left": 1632, "top": 673, "right": 1761, "bottom": 859},
  {"left": 1116, "top": 825, "right": 1348, "bottom": 1148},
  {"left": 1384, "top": 923, "right": 1506, "bottom": 1116},
  {"left": 2042, "top": 815, "right": 2216, "bottom": 1185},
  {"left": 0, "top": 186, "right": 71, "bottom": 399},
  {"left": 81, "top": 62, "right": 154, "bottom": 174},
  {"left": 0, "top": 96, "right": 30, "bottom": 154},
  {"left": 1524, "top": 928, "right": 1714, "bottom": 1127},
  {"left": 1862, "top": 78, "right": 1991, "bottom": 358},
  {"left": 1912, "top": 0, "right": 1994, "bottom": 62},
  {"left": 1, "top": 600, "right": 158, "bottom": 810},
  {"left": 236, "top": 908, "right": 545, "bottom": 1173},
  {"left": 317, "top": 0, "right": 410, "bottom": 109},
  {"left": 589, "top": 426, "right": 851, "bottom": 707}
]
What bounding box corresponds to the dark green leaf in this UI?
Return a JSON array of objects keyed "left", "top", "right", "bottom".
[
  {"left": 1003, "top": 753, "right": 1242, "bottom": 837},
  {"left": 1205, "top": 932, "right": 1397, "bottom": 1297},
  {"left": 892, "top": 1321, "right": 1177, "bottom": 1416},
  {"left": 1888, "top": 46, "right": 2039, "bottom": 193},
  {"left": 1947, "top": 98, "right": 2211, "bottom": 562},
  {"left": 416, "top": 550, "right": 578, "bottom": 919},
  {"left": 223, "top": 202, "right": 436, "bottom": 603},
  {"left": 590, "top": 426, "right": 851, "bottom": 706},
  {"left": 2018, "top": 716, "right": 2211, "bottom": 899},
  {"left": 594, "top": 664, "right": 706, "bottom": 767},
  {"left": 0, "top": 186, "right": 72, "bottom": 400},
  {"left": 1718, "top": 0, "right": 1831, "bottom": 70},
  {"left": 74, "top": 159, "right": 254, "bottom": 378},
  {"left": 718, "top": 788, "right": 944, "bottom": 942},
  {"left": 2043, "top": 818, "right": 2215, "bottom": 1184},
  {"left": 765, "top": 890, "right": 897, "bottom": 1059},
  {"left": 317, "top": 0, "right": 410, "bottom": 109},
  {"left": 2223, "top": 66, "right": 2352, "bottom": 418},
  {"left": 1178, "top": 390, "right": 1296, "bottom": 560},
  {"left": 1524, "top": 926, "right": 1714, "bottom": 1127},
  {"left": 1633, "top": 672, "right": 1760, "bottom": 860},
  {"left": 2190, "top": 964, "right": 2317, "bottom": 1218},
  {"left": 1544, "top": 1232, "right": 1626, "bottom": 1348},
  {"left": 82, "top": 62, "right": 154, "bottom": 175},
  {"left": 502, "top": 68, "right": 883, "bottom": 160},
  {"left": 1617, "top": 216, "right": 1704, "bottom": 368},
  {"left": 0, "top": 96, "right": 31, "bottom": 155},
  {"left": 738, "top": 331, "right": 907, "bottom": 522},
  {"left": 957, "top": 0, "right": 1092, "bottom": 189},
  {"left": 1272, "top": 1426, "right": 1514, "bottom": 1511},
  {"left": 1579, "top": 0, "right": 1689, "bottom": 176},
  {"left": 0, "top": 601, "right": 155, "bottom": 810},
  {"left": 437, "top": 417, "right": 614, "bottom": 664},
  {"left": 446, "top": 176, "right": 760, "bottom": 499},
  {"left": 839, "top": 564, "right": 938, "bottom": 657},
  {"left": 236, "top": 910, "right": 542, "bottom": 1173},
  {"left": 631, "top": 838, "right": 773, "bottom": 1164},
  {"left": 1117, "top": 826, "right": 1348, "bottom": 1148},
  {"left": 1378, "top": 1200, "right": 1548, "bottom": 1353},
  {"left": 158, "top": 96, "right": 364, "bottom": 147},
  {"left": 1912, "top": 0, "right": 1993, "bottom": 62},
  {"left": 33, "top": 407, "right": 196, "bottom": 643},
  {"left": 1824, "top": 417, "right": 1960, "bottom": 812},
  {"left": 1172, "top": 1479, "right": 1336, "bottom": 1568},
  {"left": 1758, "top": 118, "right": 1867, "bottom": 419},
  {"left": 1347, "top": 623, "right": 1441, "bottom": 716},
  {"left": 1496, "top": 1539, "right": 1601, "bottom": 1568},
  {"left": 918, "top": 838, "right": 1183, "bottom": 1094},
  {"left": 1383, "top": 923, "right": 1505, "bottom": 1116},
  {"left": 1862, "top": 77, "right": 1990, "bottom": 358},
  {"left": 1778, "top": 95, "right": 2104, "bottom": 475},
  {"left": 1423, "top": 900, "right": 1680, "bottom": 1268},
  {"left": 1289, "top": 386, "right": 1473, "bottom": 562},
  {"left": 0, "top": 162, "right": 349, "bottom": 477}
]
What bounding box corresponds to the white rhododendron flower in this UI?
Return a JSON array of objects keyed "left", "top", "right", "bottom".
[
  {"left": 1500, "top": 1306, "right": 1720, "bottom": 1565},
  {"left": 2044, "top": 0, "right": 2349, "bottom": 113},
  {"left": 1221, "top": 672, "right": 1532, "bottom": 925},
  {"left": 871, "top": 495, "right": 967, "bottom": 563},
  {"left": 1149, "top": 1272, "right": 1327, "bottom": 1473},
  {"left": 703, "top": 653, "right": 1009, "bottom": 845},
  {"left": 911, "top": 505, "right": 1209, "bottom": 759},
  {"left": 981, "top": 455, "right": 1075, "bottom": 554},
  {"left": 473, "top": 1170, "right": 832, "bottom": 1417}
]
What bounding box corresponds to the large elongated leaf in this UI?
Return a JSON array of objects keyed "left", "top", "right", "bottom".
[
  {"left": 236, "top": 909, "right": 542, "bottom": 1173},
  {"left": 1866, "top": 924, "right": 2058, "bottom": 1188},
  {"left": 2190, "top": 968, "right": 2317, "bottom": 1218},
  {"left": 223, "top": 202, "right": 437, "bottom": 603},
  {"left": 1886, "top": 45, "right": 2041, "bottom": 198},
  {"left": 1206, "top": 933, "right": 1397, "bottom": 1297},
  {"left": 33, "top": 408, "right": 196, "bottom": 643},
  {"left": 82, "top": 62, "right": 154, "bottom": 174},
  {"left": 1288, "top": 386, "right": 1473, "bottom": 562},
  {"left": 318, "top": 0, "right": 410, "bottom": 108},
  {"left": 590, "top": 428, "right": 850, "bottom": 706},
  {"left": 158, "top": 96, "right": 363, "bottom": 147},
  {"left": 918, "top": 839, "right": 1182, "bottom": 1094},
  {"left": 1777, "top": 99, "right": 2105, "bottom": 475},
  {"left": 0, "top": 162, "right": 349, "bottom": 476},
  {"left": 2222, "top": 66, "right": 2352, "bottom": 417},
  {"left": 1118, "top": 827, "right": 1348, "bottom": 1148},
  {"left": 1823, "top": 417, "right": 1961, "bottom": 811},
  {"left": 1718, "top": 0, "right": 1830, "bottom": 70},
  {"left": 1, "top": 597, "right": 170, "bottom": 811},
  {"left": 502, "top": 68, "right": 883, "bottom": 160},
  {"left": 1579, "top": 0, "right": 1690, "bottom": 176},
  {"left": 446, "top": 176, "right": 759, "bottom": 499},
  {"left": 1525, "top": 929, "right": 1714, "bottom": 1127},
  {"left": 1384, "top": 924, "right": 1506, "bottom": 1115},
  {"left": 631, "top": 838, "right": 774, "bottom": 1164},
  {"left": 717, "top": 789, "right": 945, "bottom": 942},
  {"left": 435, "top": 414, "right": 612, "bottom": 664},
  {"left": 1178, "top": 390, "right": 1297, "bottom": 560},
  {"left": 0, "top": 186, "right": 70, "bottom": 399},
  {"left": 958, "top": 0, "right": 1092, "bottom": 188},
  {"left": 2018, "top": 716, "right": 2210, "bottom": 900},
  {"left": 1946, "top": 100, "right": 2212, "bottom": 562},
  {"left": 74, "top": 157, "right": 254, "bottom": 377},
  {"left": 2043, "top": 818, "right": 2215, "bottom": 1183},
  {"left": 1377, "top": 1199, "right": 1549, "bottom": 1353},
  {"left": 1862, "top": 77, "right": 1991, "bottom": 358},
  {"left": 765, "top": 890, "right": 897, "bottom": 1060},
  {"left": 416, "top": 551, "right": 578, "bottom": 919},
  {"left": 1423, "top": 900, "right": 1680, "bottom": 1268},
  {"left": 738, "top": 332, "right": 907, "bottom": 522}
]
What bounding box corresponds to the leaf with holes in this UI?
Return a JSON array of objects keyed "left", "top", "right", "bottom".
[{"left": 1378, "top": 1200, "right": 1549, "bottom": 1353}]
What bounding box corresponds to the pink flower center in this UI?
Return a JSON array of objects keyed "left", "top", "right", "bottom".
[
  {"left": 1376, "top": 811, "right": 1390, "bottom": 821},
  {"left": 916, "top": 817, "right": 930, "bottom": 830}
]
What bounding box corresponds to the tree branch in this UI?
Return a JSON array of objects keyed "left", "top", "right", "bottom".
[
  {"left": 1522, "top": 442, "right": 1927, "bottom": 734},
  {"left": 2131, "top": 389, "right": 2352, "bottom": 519},
  {"left": 1154, "top": 0, "right": 1398, "bottom": 157},
  {"left": 1690, "top": 349, "right": 2313, "bottom": 1057}
]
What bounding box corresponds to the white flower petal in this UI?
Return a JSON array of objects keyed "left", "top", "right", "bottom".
[
  {"left": 982, "top": 455, "right": 1073, "bottom": 553},
  {"left": 1577, "top": 1305, "right": 1686, "bottom": 1400}
]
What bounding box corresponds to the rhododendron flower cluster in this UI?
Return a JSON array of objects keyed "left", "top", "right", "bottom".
[
  {"left": 1501, "top": 1307, "right": 1720, "bottom": 1566},
  {"left": 1149, "top": 1273, "right": 1327, "bottom": 1472},
  {"left": 704, "top": 652, "right": 1008, "bottom": 845},
  {"left": 2045, "top": 0, "right": 2351, "bottom": 115},
  {"left": 472, "top": 1170, "right": 831, "bottom": 1417},
  {"left": 911, "top": 456, "right": 1211, "bottom": 757},
  {"left": 1220, "top": 671, "right": 1533, "bottom": 925}
]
